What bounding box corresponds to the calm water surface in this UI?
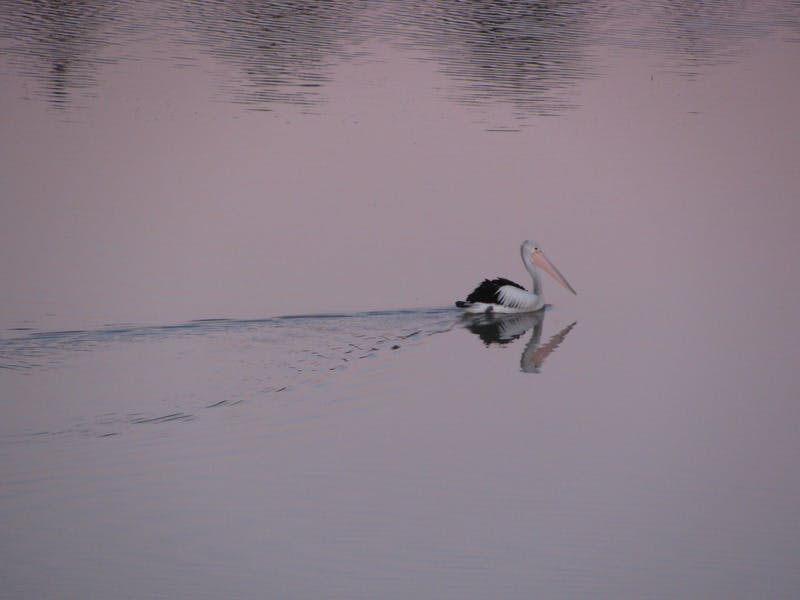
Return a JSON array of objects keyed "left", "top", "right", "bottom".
[{"left": 2, "top": 1, "right": 800, "bottom": 598}]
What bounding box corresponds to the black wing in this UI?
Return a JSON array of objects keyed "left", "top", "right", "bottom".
[{"left": 464, "top": 278, "right": 525, "bottom": 304}]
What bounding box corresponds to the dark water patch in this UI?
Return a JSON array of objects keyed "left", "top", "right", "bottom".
[
  {"left": 381, "top": 0, "right": 599, "bottom": 119},
  {"left": 158, "top": 0, "right": 372, "bottom": 108},
  {"left": 0, "top": 0, "right": 133, "bottom": 109},
  {"left": 385, "top": 0, "right": 800, "bottom": 120},
  {"left": 2, "top": 1, "right": 798, "bottom": 116},
  {"left": 596, "top": 1, "right": 800, "bottom": 77}
]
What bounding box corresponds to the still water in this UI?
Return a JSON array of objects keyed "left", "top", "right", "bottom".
[{"left": 2, "top": 1, "right": 800, "bottom": 598}]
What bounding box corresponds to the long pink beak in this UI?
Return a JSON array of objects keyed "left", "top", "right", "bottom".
[{"left": 532, "top": 251, "right": 577, "bottom": 295}]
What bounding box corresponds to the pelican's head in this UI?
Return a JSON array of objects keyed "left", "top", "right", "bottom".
[{"left": 521, "top": 240, "right": 577, "bottom": 295}]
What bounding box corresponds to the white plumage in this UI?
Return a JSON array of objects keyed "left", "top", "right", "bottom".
[{"left": 496, "top": 285, "right": 541, "bottom": 311}]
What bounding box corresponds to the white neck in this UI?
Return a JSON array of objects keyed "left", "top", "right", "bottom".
[{"left": 521, "top": 248, "right": 542, "bottom": 297}]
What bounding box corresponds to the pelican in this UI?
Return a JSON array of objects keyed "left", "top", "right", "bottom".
[{"left": 455, "top": 240, "right": 576, "bottom": 314}]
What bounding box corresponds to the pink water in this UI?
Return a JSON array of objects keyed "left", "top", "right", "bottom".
[{"left": 2, "top": 2, "right": 800, "bottom": 598}]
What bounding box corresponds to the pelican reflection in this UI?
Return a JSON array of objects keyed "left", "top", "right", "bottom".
[{"left": 461, "top": 309, "right": 576, "bottom": 373}]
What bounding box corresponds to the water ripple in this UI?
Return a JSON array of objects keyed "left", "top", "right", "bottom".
[
  {"left": 382, "top": 0, "right": 598, "bottom": 117},
  {"left": 160, "top": 0, "right": 372, "bottom": 108},
  {"left": 0, "top": 308, "right": 458, "bottom": 441},
  {"left": 2, "top": 1, "right": 797, "bottom": 115}
]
